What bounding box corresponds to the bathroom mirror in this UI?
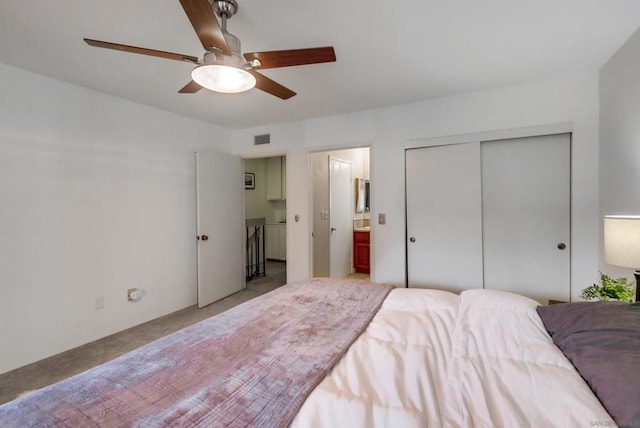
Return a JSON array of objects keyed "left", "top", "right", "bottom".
[
  {"left": 365, "top": 180, "right": 370, "bottom": 212},
  {"left": 355, "top": 178, "right": 370, "bottom": 213}
]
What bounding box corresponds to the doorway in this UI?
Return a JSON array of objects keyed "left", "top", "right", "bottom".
[
  {"left": 310, "top": 147, "right": 371, "bottom": 279},
  {"left": 243, "top": 156, "right": 287, "bottom": 286}
]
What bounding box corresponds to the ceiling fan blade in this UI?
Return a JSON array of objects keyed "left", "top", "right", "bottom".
[
  {"left": 84, "top": 39, "right": 198, "bottom": 63},
  {"left": 244, "top": 47, "right": 336, "bottom": 70},
  {"left": 179, "top": 0, "right": 230, "bottom": 55},
  {"left": 178, "top": 80, "right": 202, "bottom": 93},
  {"left": 249, "top": 71, "right": 296, "bottom": 100}
]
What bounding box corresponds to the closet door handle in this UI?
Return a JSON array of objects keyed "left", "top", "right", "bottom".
[
  {"left": 409, "top": 237, "right": 416, "bottom": 243},
  {"left": 557, "top": 242, "right": 566, "bottom": 250}
]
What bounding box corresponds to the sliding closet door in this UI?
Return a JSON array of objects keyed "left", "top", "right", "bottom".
[
  {"left": 481, "top": 134, "right": 571, "bottom": 303},
  {"left": 406, "top": 143, "right": 484, "bottom": 291}
]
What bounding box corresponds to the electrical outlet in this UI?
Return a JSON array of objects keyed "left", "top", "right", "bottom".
[
  {"left": 378, "top": 213, "right": 386, "bottom": 225},
  {"left": 127, "top": 288, "right": 137, "bottom": 301}
]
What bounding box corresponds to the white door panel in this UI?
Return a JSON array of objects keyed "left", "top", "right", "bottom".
[
  {"left": 406, "top": 143, "right": 484, "bottom": 291},
  {"left": 481, "top": 134, "right": 571, "bottom": 303},
  {"left": 196, "top": 150, "right": 244, "bottom": 308},
  {"left": 329, "top": 157, "right": 352, "bottom": 278}
]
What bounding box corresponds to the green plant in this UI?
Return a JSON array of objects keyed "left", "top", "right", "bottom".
[{"left": 580, "top": 272, "right": 634, "bottom": 302}]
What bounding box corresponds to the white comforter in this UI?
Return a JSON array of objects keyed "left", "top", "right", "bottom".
[{"left": 292, "top": 288, "right": 613, "bottom": 427}]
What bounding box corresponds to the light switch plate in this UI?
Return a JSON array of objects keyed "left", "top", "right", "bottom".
[{"left": 378, "top": 213, "right": 386, "bottom": 225}]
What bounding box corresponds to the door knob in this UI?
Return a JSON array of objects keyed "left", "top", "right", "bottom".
[
  {"left": 200, "top": 234, "right": 209, "bottom": 241},
  {"left": 409, "top": 237, "right": 416, "bottom": 243},
  {"left": 331, "top": 227, "right": 336, "bottom": 232},
  {"left": 557, "top": 242, "right": 566, "bottom": 250}
]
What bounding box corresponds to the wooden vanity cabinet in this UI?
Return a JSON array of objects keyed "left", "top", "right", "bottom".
[{"left": 353, "top": 231, "right": 370, "bottom": 273}]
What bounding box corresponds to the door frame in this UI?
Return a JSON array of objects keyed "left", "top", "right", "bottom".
[
  {"left": 309, "top": 145, "right": 373, "bottom": 280},
  {"left": 241, "top": 153, "right": 288, "bottom": 281}
]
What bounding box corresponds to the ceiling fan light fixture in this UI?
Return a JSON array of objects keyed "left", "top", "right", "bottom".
[
  {"left": 191, "top": 64, "right": 255, "bottom": 93},
  {"left": 84, "top": 0, "right": 335, "bottom": 99}
]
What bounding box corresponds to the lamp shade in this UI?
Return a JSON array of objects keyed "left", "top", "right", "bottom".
[{"left": 604, "top": 215, "right": 640, "bottom": 268}]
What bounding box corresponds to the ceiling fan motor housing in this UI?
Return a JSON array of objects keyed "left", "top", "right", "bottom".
[
  {"left": 212, "top": 0, "right": 238, "bottom": 19},
  {"left": 203, "top": 32, "right": 251, "bottom": 69}
]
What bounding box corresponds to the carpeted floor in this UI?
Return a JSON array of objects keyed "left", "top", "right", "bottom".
[{"left": 0, "top": 261, "right": 286, "bottom": 405}]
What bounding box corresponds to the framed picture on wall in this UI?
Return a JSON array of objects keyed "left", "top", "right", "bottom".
[{"left": 244, "top": 172, "right": 255, "bottom": 189}]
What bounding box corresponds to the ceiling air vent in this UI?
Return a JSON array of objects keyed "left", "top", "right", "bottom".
[{"left": 254, "top": 134, "right": 271, "bottom": 145}]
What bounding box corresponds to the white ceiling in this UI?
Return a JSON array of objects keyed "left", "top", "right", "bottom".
[{"left": 1, "top": 1, "right": 639, "bottom": 129}]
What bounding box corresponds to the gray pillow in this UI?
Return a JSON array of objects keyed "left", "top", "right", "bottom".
[{"left": 537, "top": 302, "right": 640, "bottom": 428}]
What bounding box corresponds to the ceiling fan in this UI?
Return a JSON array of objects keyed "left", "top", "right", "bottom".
[{"left": 84, "top": 0, "right": 336, "bottom": 99}]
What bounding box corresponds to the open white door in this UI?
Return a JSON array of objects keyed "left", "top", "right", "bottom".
[
  {"left": 329, "top": 157, "right": 352, "bottom": 278},
  {"left": 196, "top": 150, "right": 244, "bottom": 308}
]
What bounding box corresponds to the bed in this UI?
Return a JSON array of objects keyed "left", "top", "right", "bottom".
[{"left": 0, "top": 278, "right": 638, "bottom": 427}]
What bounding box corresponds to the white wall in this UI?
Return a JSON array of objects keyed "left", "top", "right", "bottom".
[
  {"left": 232, "top": 73, "right": 600, "bottom": 301},
  {"left": 244, "top": 156, "right": 286, "bottom": 224},
  {"left": 0, "top": 61, "right": 606, "bottom": 374},
  {"left": 244, "top": 157, "right": 268, "bottom": 220},
  {"left": 0, "top": 63, "right": 232, "bottom": 374},
  {"left": 600, "top": 27, "right": 640, "bottom": 281}
]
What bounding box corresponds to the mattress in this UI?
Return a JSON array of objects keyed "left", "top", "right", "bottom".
[{"left": 293, "top": 288, "right": 614, "bottom": 427}]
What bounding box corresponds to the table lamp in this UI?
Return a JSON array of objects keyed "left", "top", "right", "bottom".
[{"left": 604, "top": 215, "right": 640, "bottom": 303}]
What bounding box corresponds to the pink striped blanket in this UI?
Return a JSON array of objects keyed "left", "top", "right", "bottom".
[{"left": 0, "top": 279, "right": 392, "bottom": 427}]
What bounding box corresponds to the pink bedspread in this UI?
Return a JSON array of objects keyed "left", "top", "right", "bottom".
[{"left": 0, "top": 279, "right": 392, "bottom": 427}]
